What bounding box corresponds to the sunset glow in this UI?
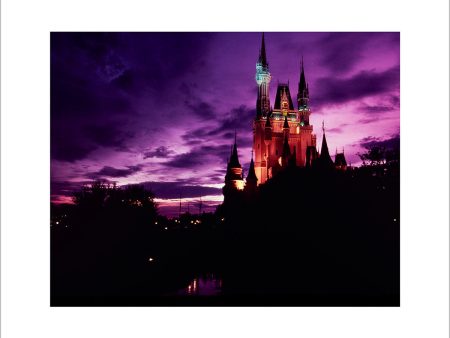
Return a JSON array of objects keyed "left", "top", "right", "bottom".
[{"left": 51, "top": 32, "right": 399, "bottom": 216}]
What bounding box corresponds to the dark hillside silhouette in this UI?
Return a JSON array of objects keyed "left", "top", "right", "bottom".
[{"left": 51, "top": 151, "right": 399, "bottom": 306}]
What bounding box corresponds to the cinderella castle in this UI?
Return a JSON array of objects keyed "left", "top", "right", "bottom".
[{"left": 223, "top": 33, "right": 347, "bottom": 199}]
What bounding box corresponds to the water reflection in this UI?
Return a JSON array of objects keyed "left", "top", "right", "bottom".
[{"left": 178, "top": 273, "right": 222, "bottom": 296}]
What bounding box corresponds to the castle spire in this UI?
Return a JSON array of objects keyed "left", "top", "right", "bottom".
[
  {"left": 319, "top": 121, "right": 333, "bottom": 167},
  {"left": 229, "top": 132, "right": 241, "bottom": 168},
  {"left": 297, "top": 56, "right": 310, "bottom": 116},
  {"left": 224, "top": 133, "right": 245, "bottom": 196},
  {"left": 258, "top": 32, "right": 268, "bottom": 67},
  {"left": 299, "top": 56, "right": 307, "bottom": 94},
  {"left": 256, "top": 33, "right": 271, "bottom": 117},
  {"left": 246, "top": 151, "right": 258, "bottom": 186}
]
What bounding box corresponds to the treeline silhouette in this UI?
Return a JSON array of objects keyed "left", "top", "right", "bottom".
[
  {"left": 51, "top": 150, "right": 399, "bottom": 306},
  {"left": 51, "top": 181, "right": 225, "bottom": 305},
  {"left": 216, "top": 162, "right": 399, "bottom": 305}
]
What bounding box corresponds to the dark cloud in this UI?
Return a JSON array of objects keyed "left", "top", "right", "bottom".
[
  {"left": 138, "top": 181, "right": 222, "bottom": 199},
  {"left": 317, "top": 33, "right": 399, "bottom": 75},
  {"left": 51, "top": 180, "right": 86, "bottom": 197},
  {"left": 182, "top": 105, "right": 255, "bottom": 143},
  {"left": 163, "top": 151, "right": 206, "bottom": 168},
  {"left": 185, "top": 99, "right": 216, "bottom": 120},
  {"left": 85, "top": 123, "right": 134, "bottom": 150},
  {"left": 211, "top": 105, "right": 255, "bottom": 135},
  {"left": 359, "top": 134, "right": 400, "bottom": 150},
  {"left": 361, "top": 105, "right": 395, "bottom": 114},
  {"left": 184, "top": 139, "right": 203, "bottom": 146},
  {"left": 318, "top": 33, "right": 372, "bottom": 74},
  {"left": 88, "top": 164, "right": 143, "bottom": 179},
  {"left": 314, "top": 65, "right": 400, "bottom": 108},
  {"left": 51, "top": 37, "right": 135, "bottom": 162},
  {"left": 353, "top": 103, "right": 397, "bottom": 125},
  {"left": 163, "top": 144, "right": 231, "bottom": 168},
  {"left": 51, "top": 135, "right": 96, "bottom": 162},
  {"left": 390, "top": 95, "right": 400, "bottom": 107},
  {"left": 358, "top": 117, "right": 381, "bottom": 125},
  {"left": 327, "top": 127, "right": 343, "bottom": 134},
  {"left": 51, "top": 33, "right": 215, "bottom": 163},
  {"left": 143, "top": 146, "right": 174, "bottom": 159},
  {"left": 51, "top": 121, "right": 134, "bottom": 162},
  {"left": 180, "top": 83, "right": 217, "bottom": 120}
]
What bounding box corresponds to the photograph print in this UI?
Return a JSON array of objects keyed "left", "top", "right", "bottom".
[{"left": 51, "top": 32, "right": 400, "bottom": 306}]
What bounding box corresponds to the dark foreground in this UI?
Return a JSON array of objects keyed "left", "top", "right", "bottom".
[{"left": 51, "top": 165, "right": 400, "bottom": 306}]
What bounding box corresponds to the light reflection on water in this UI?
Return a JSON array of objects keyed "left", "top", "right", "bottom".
[{"left": 177, "top": 273, "right": 222, "bottom": 296}]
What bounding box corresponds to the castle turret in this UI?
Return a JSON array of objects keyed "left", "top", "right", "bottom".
[
  {"left": 256, "top": 33, "right": 271, "bottom": 117},
  {"left": 224, "top": 133, "right": 245, "bottom": 193},
  {"left": 317, "top": 121, "right": 334, "bottom": 169},
  {"left": 334, "top": 147, "right": 348, "bottom": 171}
]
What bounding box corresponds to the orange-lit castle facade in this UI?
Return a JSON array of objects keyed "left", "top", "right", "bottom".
[
  {"left": 223, "top": 33, "right": 346, "bottom": 197},
  {"left": 253, "top": 33, "right": 317, "bottom": 184}
]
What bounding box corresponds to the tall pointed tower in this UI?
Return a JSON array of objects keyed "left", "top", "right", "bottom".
[
  {"left": 297, "top": 57, "right": 311, "bottom": 126},
  {"left": 255, "top": 33, "right": 271, "bottom": 117},
  {"left": 317, "top": 122, "right": 334, "bottom": 168},
  {"left": 252, "top": 35, "right": 317, "bottom": 185},
  {"left": 223, "top": 133, "right": 245, "bottom": 196}
]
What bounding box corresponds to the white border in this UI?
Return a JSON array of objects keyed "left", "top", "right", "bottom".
[{"left": 1, "top": 0, "right": 449, "bottom": 337}]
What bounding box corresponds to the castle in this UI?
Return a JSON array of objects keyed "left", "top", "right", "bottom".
[{"left": 223, "top": 33, "right": 347, "bottom": 198}]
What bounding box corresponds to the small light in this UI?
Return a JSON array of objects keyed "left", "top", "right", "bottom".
[
  {"left": 393, "top": 218, "right": 397, "bottom": 222},
  {"left": 148, "top": 257, "right": 154, "bottom": 262},
  {"left": 155, "top": 221, "right": 158, "bottom": 225},
  {"left": 164, "top": 226, "right": 168, "bottom": 230},
  {"left": 55, "top": 221, "right": 59, "bottom": 225}
]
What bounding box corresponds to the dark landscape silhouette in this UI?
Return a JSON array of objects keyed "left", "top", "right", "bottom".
[{"left": 51, "top": 144, "right": 399, "bottom": 306}]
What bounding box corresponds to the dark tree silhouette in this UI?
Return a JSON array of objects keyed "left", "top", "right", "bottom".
[
  {"left": 51, "top": 164, "right": 399, "bottom": 306},
  {"left": 51, "top": 181, "right": 160, "bottom": 304},
  {"left": 358, "top": 146, "right": 386, "bottom": 166}
]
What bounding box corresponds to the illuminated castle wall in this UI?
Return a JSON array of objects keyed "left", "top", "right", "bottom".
[
  {"left": 253, "top": 33, "right": 317, "bottom": 185},
  {"left": 223, "top": 34, "right": 346, "bottom": 197}
]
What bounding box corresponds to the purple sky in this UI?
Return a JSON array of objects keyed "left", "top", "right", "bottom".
[{"left": 51, "top": 32, "right": 400, "bottom": 216}]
